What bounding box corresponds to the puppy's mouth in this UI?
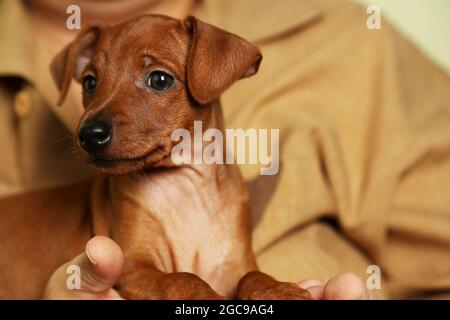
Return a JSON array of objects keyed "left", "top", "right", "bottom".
[
  {"left": 85, "top": 145, "right": 170, "bottom": 173},
  {"left": 91, "top": 157, "right": 144, "bottom": 166}
]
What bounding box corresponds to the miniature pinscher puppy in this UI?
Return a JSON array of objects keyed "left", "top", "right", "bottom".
[{"left": 0, "top": 14, "right": 311, "bottom": 300}]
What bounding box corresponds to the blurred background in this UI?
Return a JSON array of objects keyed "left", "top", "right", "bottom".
[
  {"left": 0, "top": 0, "right": 449, "bottom": 300},
  {"left": 355, "top": 0, "right": 450, "bottom": 73}
]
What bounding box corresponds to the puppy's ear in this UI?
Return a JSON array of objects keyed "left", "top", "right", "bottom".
[
  {"left": 50, "top": 25, "right": 102, "bottom": 106},
  {"left": 184, "top": 16, "right": 262, "bottom": 105}
]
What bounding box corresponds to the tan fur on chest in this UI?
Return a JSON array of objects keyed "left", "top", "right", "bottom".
[{"left": 103, "top": 164, "right": 252, "bottom": 295}]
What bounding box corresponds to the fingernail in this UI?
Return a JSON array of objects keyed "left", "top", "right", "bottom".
[{"left": 86, "top": 240, "right": 98, "bottom": 266}]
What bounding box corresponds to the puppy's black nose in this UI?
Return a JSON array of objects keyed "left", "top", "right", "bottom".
[{"left": 78, "top": 121, "right": 112, "bottom": 153}]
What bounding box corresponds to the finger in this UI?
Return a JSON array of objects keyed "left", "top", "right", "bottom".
[
  {"left": 323, "top": 272, "right": 367, "bottom": 300},
  {"left": 298, "top": 279, "right": 322, "bottom": 288},
  {"left": 306, "top": 285, "right": 325, "bottom": 300},
  {"left": 79, "top": 236, "right": 124, "bottom": 293},
  {"left": 43, "top": 236, "right": 124, "bottom": 299},
  {"left": 298, "top": 279, "right": 324, "bottom": 300}
]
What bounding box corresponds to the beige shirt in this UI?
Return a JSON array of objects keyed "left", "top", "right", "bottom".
[{"left": 1, "top": 0, "right": 450, "bottom": 298}]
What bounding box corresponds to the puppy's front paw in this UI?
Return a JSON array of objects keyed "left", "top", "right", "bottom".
[
  {"left": 237, "top": 271, "right": 312, "bottom": 300},
  {"left": 242, "top": 282, "right": 312, "bottom": 300}
]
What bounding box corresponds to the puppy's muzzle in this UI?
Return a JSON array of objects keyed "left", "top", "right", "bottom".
[{"left": 78, "top": 120, "right": 112, "bottom": 154}]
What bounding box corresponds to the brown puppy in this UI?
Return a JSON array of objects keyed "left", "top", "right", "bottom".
[{"left": 0, "top": 14, "right": 311, "bottom": 300}]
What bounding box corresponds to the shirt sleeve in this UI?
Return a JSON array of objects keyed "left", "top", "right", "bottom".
[{"left": 244, "top": 5, "right": 450, "bottom": 299}]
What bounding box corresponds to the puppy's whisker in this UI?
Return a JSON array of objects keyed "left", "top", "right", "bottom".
[
  {"left": 61, "top": 127, "right": 75, "bottom": 142},
  {"left": 44, "top": 137, "right": 70, "bottom": 150}
]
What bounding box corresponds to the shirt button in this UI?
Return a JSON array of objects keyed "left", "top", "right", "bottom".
[{"left": 14, "top": 88, "right": 33, "bottom": 119}]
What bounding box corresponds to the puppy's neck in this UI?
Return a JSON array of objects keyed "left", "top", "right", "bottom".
[{"left": 91, "top": 100, "right": 231, "bottom": 232}]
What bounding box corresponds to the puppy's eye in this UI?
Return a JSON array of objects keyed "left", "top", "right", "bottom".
[
  {"left": 147, "top": 71, "right": 174, "bottom": 91},
  {"left": 83, "top": 75, "right": 96, "bottom": 95}
]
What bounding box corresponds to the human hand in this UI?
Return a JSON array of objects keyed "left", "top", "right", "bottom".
[
  {"left": 298, "top": 272, "right": 384, "bottom": 300},
  {"left": 43, "top": 236, "right": 124, "bottom": 299}
]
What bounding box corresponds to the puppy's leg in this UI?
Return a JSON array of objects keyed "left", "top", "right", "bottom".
[
  {"left": 117, "top": 266, "right": 225, "bottom": 300},
  {"left": 237, "top": 271, "right": 312, "bottom": 300}
]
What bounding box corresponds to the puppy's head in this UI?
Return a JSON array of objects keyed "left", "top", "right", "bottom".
[{"left": 50, "top": 14, "right": 261, "bottom": 175}]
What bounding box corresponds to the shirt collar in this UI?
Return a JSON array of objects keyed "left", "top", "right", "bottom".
[
  {"left": 0, "top": 0, "right": 322, "bottom": 130},
  {"left": 0, "top": 1, "right": 84, "bottom": 131},
  {"left": 0, "top": 0, "right": 322, "bottom": 78},
  {"left": 195, "top": 0, "right": 322, "bottom": 44},
  {"left": 0, "top": 0, "right": 37, "bottom": 82}
]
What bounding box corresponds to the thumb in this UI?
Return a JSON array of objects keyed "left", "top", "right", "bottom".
[{"left": 43, "top": 236, "right": 124, "bottom": 300}]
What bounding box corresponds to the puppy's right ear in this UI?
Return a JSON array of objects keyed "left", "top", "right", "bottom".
[{"left": 50, "top": 25, "right": 102, "bottom": 106}]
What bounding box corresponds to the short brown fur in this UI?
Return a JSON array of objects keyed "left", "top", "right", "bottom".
[{"left": 0, "top": 14, "right": 310, "bottom": 300}]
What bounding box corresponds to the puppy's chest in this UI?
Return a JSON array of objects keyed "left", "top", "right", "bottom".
[{"left": 114, "top": 168, "right": 245, "bottom": 277}]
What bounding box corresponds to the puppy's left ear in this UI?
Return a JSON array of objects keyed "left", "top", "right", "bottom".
[
  {"left": 50, "top": 25, "right": 102, "bottom": 106},
  {"left": 184, "top": 16, "right": 262, "bottom": 105}
]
